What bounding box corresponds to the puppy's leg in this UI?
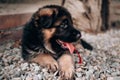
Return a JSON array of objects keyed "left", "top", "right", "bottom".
[
  {"left": 32, "top": 53, "right": 58, "bottom": 72},
  {"left": 58, "top": 53, "right": 74, "bottom": 80}
]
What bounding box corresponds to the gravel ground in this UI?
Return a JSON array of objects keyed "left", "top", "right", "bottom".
[{"left": 0, "top": 29, "right": 120, "bottom": 80}]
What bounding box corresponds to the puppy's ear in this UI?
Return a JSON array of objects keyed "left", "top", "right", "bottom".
[{"left": 33, "top": 8, "right": 57, "bottom": 28}]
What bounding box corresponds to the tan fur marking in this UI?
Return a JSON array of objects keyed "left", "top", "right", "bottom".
[
  {"left": 54, "top": 20, "right": 62, "bottom": 26},
  {"left": 42, "top": 28, "right": 56, "bottom": 53},
  {"left": 52, "top": 8, "right": 58, "bottom": 15},
  {"left": 44, "top": 42, "right": 55, "bottom": 54},
  {"left": 32, "top": 53, "right": 58, "bottom": 72},
  {"left": 60, "top": 16, "right": 67, "bottom": 20},
  {"left": 38, "top": 8, "right": 53, "bottom": 16},
  {"left": 54, "top": 16, "right": 67, "bottom": 26},
  {"left": 42, "top": 28, "right": 56, "bottom": 41},
  {"left": 37, "top": 8, "right": 58, "bottom": 17},
  {"left": 58, "top": 53, "right": 74, "bottom": 79}
]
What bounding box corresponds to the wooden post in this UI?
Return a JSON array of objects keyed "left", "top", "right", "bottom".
[
  {"left": 64, "top": 0, "right": 110, "bottom": 33},
  {"left": 101, "top": 0, "right": 109, "bottom": 31},
  {"left": 109, "top": 0, "right": 120, "bottom": 28}
]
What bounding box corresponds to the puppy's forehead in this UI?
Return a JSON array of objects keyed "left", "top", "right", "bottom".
[
  {"left": 38, "top": 8, "right": 53, "bottom": 16},
  {"left": 54, "top": 16, "right": 68, "bottom": 26},
  {"left": 37, "top": 8, "right": 58, "bottom": 16}
]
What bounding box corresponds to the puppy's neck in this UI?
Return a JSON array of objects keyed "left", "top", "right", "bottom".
[{"left": 44, "top": 42, "right": 56, "bottom": 54}]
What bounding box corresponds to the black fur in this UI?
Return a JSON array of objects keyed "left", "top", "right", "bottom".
[
  {"left": 80, "top": 39, "right": 93, "bottom": 51},
  {"left": 22, "top": 5, "right": 93, "bottom": 61},
  {"left": 21, "top": 5, "right": 94, "bottom": 80},
  {"left": 22, "top": 5, "right": 81, "bottom": 60}
]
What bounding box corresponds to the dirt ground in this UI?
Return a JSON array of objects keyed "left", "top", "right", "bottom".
[{"left": 0, "top": 29, "right": 120, "bottom": 80}]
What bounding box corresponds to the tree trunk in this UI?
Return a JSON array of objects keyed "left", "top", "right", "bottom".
[
  {"left": 109, "top": 0, "right": 120, "bottom": 28},
  {"left": 64, "top": 0, "right": 109, "bottom": 33}
]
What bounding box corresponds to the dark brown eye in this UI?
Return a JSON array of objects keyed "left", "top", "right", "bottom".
[
  {"left": 60, "top": 19, "right": 68, "bottom": 29},
  {"left": 60, "top": 23, "right": 68, "bottom": 29}
]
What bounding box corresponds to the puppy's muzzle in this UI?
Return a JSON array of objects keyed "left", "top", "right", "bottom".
[{"left": 71, "top": 30, "right": 81, "bottom": 40}]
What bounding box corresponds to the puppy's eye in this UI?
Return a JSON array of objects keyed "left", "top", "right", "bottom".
[{"left": 60, "top": 23, "right": 68, "bottom": 29}]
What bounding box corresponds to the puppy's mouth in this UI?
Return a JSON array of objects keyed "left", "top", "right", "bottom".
[{"left": 56, "top": 40, "right": 75, "bottom": 53}]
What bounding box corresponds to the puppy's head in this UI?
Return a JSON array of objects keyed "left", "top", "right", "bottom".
[
  {"left": 33, "top": 5, "right": 81, "bottom": 42},
  {"left": 32, "top": 5, "right": 81, "bottom": 53}
]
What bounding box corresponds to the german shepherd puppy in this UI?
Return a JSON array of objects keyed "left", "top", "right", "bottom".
[{"left": 22, "top": 5, "right": 81, "bottom": 80}]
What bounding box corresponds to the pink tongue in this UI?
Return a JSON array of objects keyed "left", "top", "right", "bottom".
[
  {"left": 60, "top": 40, "right": 82, "bottom": 64},
  {"left": 62, "top": 42, "right": 75, "bottom": 53}
]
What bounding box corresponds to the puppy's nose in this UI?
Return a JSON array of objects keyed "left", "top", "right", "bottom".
[
  {"left": 72, "top": 31, "right": 81, "bottom": 39},
  {"left": 76, "top": 32, "right": 81, "bottom": 39}
]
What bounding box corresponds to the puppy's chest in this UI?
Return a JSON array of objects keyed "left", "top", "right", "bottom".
[{"left": 27, "top": 47, "right": 64, "bottom": 60}]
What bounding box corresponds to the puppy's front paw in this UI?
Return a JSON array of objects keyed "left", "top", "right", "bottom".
[
  {"left": 32, "top": 54, "right": 58, "bottom": 72},
  {"left": 59, "top": 65, "right": 74, "bottom": 80},
  {"left": 58, "top": 54, "right": 74, "bottom": 80},
  {"left": 45, "top": 59, "right": 58, "bottom": 72}
]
